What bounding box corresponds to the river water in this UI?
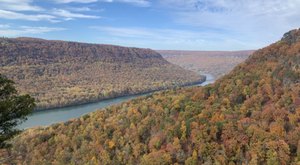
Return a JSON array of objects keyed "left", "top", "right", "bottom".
[{"left": 19, "top": 74, "right": 215, "bottom": 129}]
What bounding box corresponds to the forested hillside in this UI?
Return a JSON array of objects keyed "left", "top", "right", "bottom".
[
  {"left": 6, "top": 29, "right": 300, "bottom": 164},
  {"left": 0, "top": 38, "right": 203, "bottom": 110}
]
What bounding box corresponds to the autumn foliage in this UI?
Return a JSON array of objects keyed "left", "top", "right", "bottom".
[
  {"left": 0, "top": 37, "right": 203, "bottom": 110},
  {"left": 5, "top": 29, "right": 300, "bottom": 164}
]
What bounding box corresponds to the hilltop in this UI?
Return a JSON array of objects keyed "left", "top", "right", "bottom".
[
  {"left": 0, "top": 37, "right": 203, "bottom": 110},
  {"left": 5, "top": 29, "right": 300, "bottom": 164}
]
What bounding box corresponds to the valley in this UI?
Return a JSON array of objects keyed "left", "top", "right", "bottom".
[
  {"left": 6, "top": 29, "right": 300, "bottom": 164},
  {"left": 1, "top": 0, "right": 300, "bottom": 164},
  {"left": 159, "top": 50, "right": 254, "bottom": 78},
  {"left": 0, "top": 38, "right": 204, "bottom": 110}
]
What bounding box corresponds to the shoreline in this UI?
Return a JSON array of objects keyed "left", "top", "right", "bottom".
[
  {"left": 20, "top": 74, "right": 213, "bottom": 129},
  {"left": 33, "top": 76, "right": 206, "bottom": 112}
]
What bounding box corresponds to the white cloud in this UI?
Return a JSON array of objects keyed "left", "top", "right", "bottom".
[
  {"left": 0, "top": 0, "right": 101, "bottom": 22},
  {"left": 67, "top": 7, "right": 105, "bottom": 12},
  {"left": 52, "top": 9, "right": 100, "bottom": 20},
  {"left": 54, "top": 0, "right": 151, "bottom": 7},
  {"left": 0, "top": 8, "right": 100, "bottom": 22},
  {"left": 0, "top": 9, "right": 56, "bottom": 21},
  {"left": 0, "top": 26, "right": 65, "bottom": 37},
  {"left": 91, "top": 26, "right": 155, "bottom": 38},
  {"left": 158, "top": 0, "right": 300, "bottom": 47},
  {"left": 53, "top": 0, "right": 98, "bottom": 3},
  {"left": 67, "top": 7, "right": 93, "bottom": 12},
  {"left": 0, "top": 0, "right": 43, "bottom": 11},
  {"left": 0, "top": 24, "right": 10, "bottom": 28},
  {"left": 90, "top": 26, "right": 259, "bottom": 50},
  {"left": 114, "top": 0, "right": 150, "bottom": 7}
]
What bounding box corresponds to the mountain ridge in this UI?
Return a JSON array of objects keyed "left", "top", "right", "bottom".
[{"left": 0, "top": 37, "right": 203, "bottom": 110}]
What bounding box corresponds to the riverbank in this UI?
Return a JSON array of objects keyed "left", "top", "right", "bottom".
[
  {"left": 19, "top": 74, "right": 213, "bottom": 129},
  {"left": 35, "top": 76, "right": 206, "bottom": 111}
]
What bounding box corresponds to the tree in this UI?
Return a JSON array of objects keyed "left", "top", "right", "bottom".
[
  {"left": 185, "top": 150, "right": 198, "bottom": 165},
  {"left": 0, "top": 74, "right": 35, "bottom": 148}
]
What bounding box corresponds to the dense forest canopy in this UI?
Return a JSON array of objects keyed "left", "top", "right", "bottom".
[
  {"left": 0, "top": 37, "right": 203, "bottom": 110},
  {"left": 4, "top": 29, "right": 300, "bottom": 164}
]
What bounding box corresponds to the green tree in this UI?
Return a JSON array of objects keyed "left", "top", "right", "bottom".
[
  {"left": 267, "top": 150, "right": 279, "bottom": 165},
  {"left": 0, "top": 75, "right": 35, "bottom": 148}
]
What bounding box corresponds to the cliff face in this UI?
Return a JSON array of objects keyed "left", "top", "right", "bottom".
[{"left": 0, "top": 37, "right": 203, "bottom": 110}]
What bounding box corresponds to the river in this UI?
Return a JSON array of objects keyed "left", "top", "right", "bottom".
[{"left": 19, "top": 74, "right": 215, "bottom": 129}]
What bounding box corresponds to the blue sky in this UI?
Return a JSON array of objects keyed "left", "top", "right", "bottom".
[{"left": 0, "top": 0, "right": 300, "bottom": 50}]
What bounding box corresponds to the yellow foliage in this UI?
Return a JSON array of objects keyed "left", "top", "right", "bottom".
[{"left": 108, "top": 140, "right": 115, "bottom": 149}]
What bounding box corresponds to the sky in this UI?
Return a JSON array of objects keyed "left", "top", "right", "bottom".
[{"left": 0, "top": 0, "right": 300, "bottom": 50}]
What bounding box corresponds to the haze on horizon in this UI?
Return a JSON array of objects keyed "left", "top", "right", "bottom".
[{"left": 0, "top": 0, "right": 300, "bottom": 51}]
